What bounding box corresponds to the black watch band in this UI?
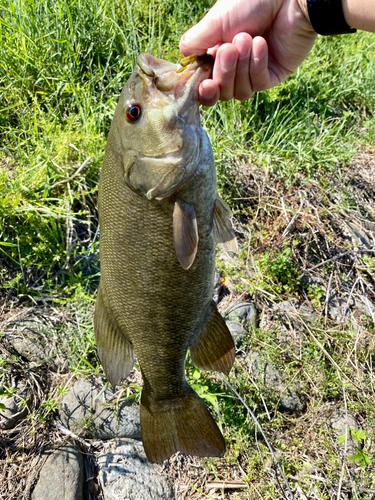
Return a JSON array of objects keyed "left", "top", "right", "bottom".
[{"left": 307, "top": 0, "right": 357, "bottom": 35}]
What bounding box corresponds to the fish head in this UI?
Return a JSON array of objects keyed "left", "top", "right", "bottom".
[{"left": 109, "top": 53, "right": 214, "bottom": 200}]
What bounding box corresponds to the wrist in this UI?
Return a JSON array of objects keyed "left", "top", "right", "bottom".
[
  {"left": 296, "top": 0, "right": 311, "bottom": 25},
  {"left": 341, "top": 0, "right": 353, "bottom": 27}
]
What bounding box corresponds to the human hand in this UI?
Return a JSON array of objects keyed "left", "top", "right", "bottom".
[{"left": 180, "top": 0, "right": 317, "bottom": 105}]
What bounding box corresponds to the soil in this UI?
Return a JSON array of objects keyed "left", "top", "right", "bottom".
[{"left": 1, "top": 152, "right": 375, "bottom": 499}]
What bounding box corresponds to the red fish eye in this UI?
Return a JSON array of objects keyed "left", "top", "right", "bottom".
[{"left": 125, "top": 104, "right": 141, "bottom": 122}]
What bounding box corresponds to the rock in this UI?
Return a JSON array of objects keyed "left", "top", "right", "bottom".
[
  {"left": 59, "top": 378, "right": 141, "bottom": 440},
  {"left": 98, "top": 439, "right": 174, "bottom": 500},
  {"left": 32, "top": 443, "right": 84, "bottom": 500},
  {"left": 212, "top": 269, "right": 221, "bottom": 303},
  {"left": 224, "top": 302, "right": 256, "bottom": 345},
  {"left": 299, "top": 275, "right": 350, "bottom": 322},
  {"left": 277, "top": 393, "right": 305, "bottom": 414},
  {"left": 327, "top": 286, "right": 375, "bottom": 323},
  {"left": 260, "top": 299, "right": 318, "bottom": 336},
  {"left": 324, "top": 281, "right": 356, "bottom": 322},
  {"left": 11, "top": 335, "right": 69, "bottom": 373},
  {"left": 342, "top": 220, "right": 372, "bottom": 249},
  {"left": 4, "top": 312, "right": 71, "bottom": 373},
  {"left": 302, "top": 275, "right": 375, "bottom": 322},
  {"left": 248, "top": 352, "right": 306, "bottom": 414},
  {"left": 330, "top": 409, "right": 360, "bottom": 455},
  {"left": 355, "top": 294, "right": 375, "bottom": 320},
  {"left": 273, "top": 300, "right": 318, "bottom": 324},
  {"left": 0, "top": 379, "right": 31, "bottom": 430}
]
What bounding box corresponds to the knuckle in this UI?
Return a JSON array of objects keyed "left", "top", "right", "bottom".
[
  {"left": 220, "top": 93, "right": 233, "bottom": 102},
  {"left": 251, "top": 77, "right": 267, "bottom": 93},
  {"left": 235, "top": 89, "right": 253, "bottom": 100}
]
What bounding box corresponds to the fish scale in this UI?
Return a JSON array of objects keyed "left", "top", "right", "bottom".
[
  {"left": 99, "top": 150, "right": 215, "bottom": 391},
  {"left": 95, "top": 53, "right": 237, "bottom": 463}
]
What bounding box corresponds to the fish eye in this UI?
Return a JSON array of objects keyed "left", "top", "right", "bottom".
[{"left": 125, "top": 104, "right": 142, "bottom": 122}]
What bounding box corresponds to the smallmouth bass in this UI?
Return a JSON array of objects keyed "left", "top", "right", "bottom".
[{"left": 95, "top": 53, "right": 238, "bottom": 463}]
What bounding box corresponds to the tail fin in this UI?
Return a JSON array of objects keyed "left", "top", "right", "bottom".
[{"left": 140, "top": 385, "right": 225, "bottom": 463}]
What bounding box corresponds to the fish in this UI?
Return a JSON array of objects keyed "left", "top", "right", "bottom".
[{"left": 94, "top": 52, "right": 238, "bottom": 463}]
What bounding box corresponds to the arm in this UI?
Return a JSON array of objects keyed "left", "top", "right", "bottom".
[
  {"left": 342, "top": 0, "right": 375, "bottom": 32},
  {"left": 180, "top": 0, "right": 375, "bottom": 106}
]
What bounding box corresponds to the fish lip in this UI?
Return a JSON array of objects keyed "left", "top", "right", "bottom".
[
  {"left": 175, "top": 54, "right": 213, "bottom": 114},
  {"left": 137, "top": 53, "right": 180, "bottom": 76},
  {"left": 136, "top": 53, "right": 214, "bottom": 107},
  {"left": 136, "top": 52, "right": 214, "bottom": 78}
]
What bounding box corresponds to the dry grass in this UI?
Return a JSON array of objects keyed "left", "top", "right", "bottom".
[
  {"left": 1, "top": 153, "right": 375, "bottom": 499},
  {"left": 158, "top": 151, "right": 375, "bottom": 499}
]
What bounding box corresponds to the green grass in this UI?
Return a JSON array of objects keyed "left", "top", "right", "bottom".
[
  {"left": 1, "top": 0, "right": 374, "bottom": 289},
  {"left": 1, "top": 0, "right": 375, "bottom": 497}
]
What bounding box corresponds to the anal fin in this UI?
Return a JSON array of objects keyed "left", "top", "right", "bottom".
[
  {"left": 213, "top": 197, "right": 238, "bottom": 253},
  {"left": 190, "top": 301, "right": 235, "bottom": 375},
  {"left": 94, "top": 285, "right": 134, "bottom": 387}
]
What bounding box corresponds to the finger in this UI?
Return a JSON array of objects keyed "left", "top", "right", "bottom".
[
  {"left": 207, "top": 44, "right": 221, "bottom": 58},
  {"left": 232, "top": 33, "right": 254, "bottom": 101},
  {"left": 198, "top": 80, "right": 220, "bottom": 107},
  {"left": 213, "top": 43, "right": 238, "bottom": 102},
  {"left": 249, "top": 37, "right": 273, "bottom": 92},
  {"left": 179, "top": 9, "right": 224, "bottom": 56}
]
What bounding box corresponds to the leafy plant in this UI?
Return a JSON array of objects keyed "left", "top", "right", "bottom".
[
  {"left": 338, "top": 428, "right": 372, "bottom": 468},
  {"left": 0, "top": 353, "right": 22, "bottom": 412},
  {"left": 308, "top": 284, "right": 325, "bottom": 309},
  {"left": 189, "top": 368, "right": 225, "bottom": 425}
]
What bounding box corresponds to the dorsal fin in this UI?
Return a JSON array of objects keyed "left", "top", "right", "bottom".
[
  {"left": 213, "top": 197, "right": 238, "bottom": 253},
  {"left": 173, "top": 196, "right": 199, "bottom": 270}
]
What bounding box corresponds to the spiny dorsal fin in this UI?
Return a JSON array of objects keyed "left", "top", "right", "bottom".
[
  {"left": 173, "top": 196, "right": 199, "bottom": 270},
  {"left": 213, "top": 197, "right": 238, "bottom": 253},
  {"left": 190, "top": 301, "right": 235, "bottom": 375},
  {"left": 94, "top": 285, "right": 134, "bottom": 387}
]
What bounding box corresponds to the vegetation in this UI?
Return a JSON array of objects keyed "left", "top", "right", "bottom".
[{"left": 1, "top": 0, "right": 375, "bottom": 498}]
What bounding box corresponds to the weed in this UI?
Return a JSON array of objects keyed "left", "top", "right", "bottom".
[
  {"left": 338, "top": 428, "right": 373, "bottom": 469},
  {"left": 1, "top": 0, "right": 375, "bottom": 498},
  {"left": 308, "top": 284, "right": 325, "bottom": 309}
]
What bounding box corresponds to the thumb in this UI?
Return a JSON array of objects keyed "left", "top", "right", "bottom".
[{"left": 179, "top": 6, "right": 225, "bottom": 55}]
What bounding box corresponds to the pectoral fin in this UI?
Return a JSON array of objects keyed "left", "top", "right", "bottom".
[
  {"left": 173, "top": 196, "right": 199, "bottom": 270},
  {"left": 94, "top": 285, "right": 134, "bottom": 387},
  {"left": 213, "top": 197, "right": 238, "bottom": 253},
  {"left": 190, "top": 301, "right": 235, "bottom": 375}
]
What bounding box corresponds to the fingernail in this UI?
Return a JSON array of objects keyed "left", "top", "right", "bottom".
[
  {"left": 200, "top": 80, "right": 217, "bottom": 100},
  {"left": 252, "top": 37, "right": 263, "bottom": 63},
  {"left": 235, "top": 37, "right": 250, "bottom": 60},
  {"left": 219, "top": 50, "right": 237, "bottom": 72}
]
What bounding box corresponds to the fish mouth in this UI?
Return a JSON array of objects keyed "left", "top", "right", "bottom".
[
  {"left": 126, "top": 54, "right": 213, "bottom": 202},
  {"left": 136, "top": 53, "right": 214, "bottom": 119}
]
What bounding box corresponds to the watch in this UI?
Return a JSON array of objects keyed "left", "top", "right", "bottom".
[{"left": 307, "top": 0, "right": 357, "bottom": 35}]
